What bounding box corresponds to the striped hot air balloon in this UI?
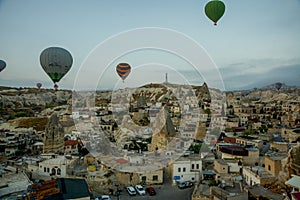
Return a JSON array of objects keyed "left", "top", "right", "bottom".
[{"left": 116, "top": 63, "right": 131, "bottom": 82}]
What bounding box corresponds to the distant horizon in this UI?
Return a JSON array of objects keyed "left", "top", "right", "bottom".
[{"left": 0, "top": 80, "right": 297, "bottom": 93}]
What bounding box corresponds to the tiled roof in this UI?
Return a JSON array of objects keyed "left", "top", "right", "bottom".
[{"left": 64, "top": 140, "right": 78, "bottom": 146}]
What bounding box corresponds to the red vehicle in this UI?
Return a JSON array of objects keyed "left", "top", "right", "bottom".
[{"left": 146, "top": 187, "right": 156, "bottom": 196}]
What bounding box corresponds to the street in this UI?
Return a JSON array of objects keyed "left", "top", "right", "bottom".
[{"left": 108, "top": 184, "right": 194, "bottom": 200}]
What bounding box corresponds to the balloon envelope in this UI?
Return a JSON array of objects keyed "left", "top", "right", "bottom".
[
  {"left": 275, "top": 82, "right": 282, "bottom": 91},
  {"left": 40, "top": 47, "right": 73, "bottom": 84},
  {"left": 116, "top": 63, "right": 131, "bottom": 81},
  {"left": 0, "top": 60, "right": 6, "bottom": 72},
  {"left": 36, "top": 83, "right": 42, "bottom": 89},
  {"left": 205, "top": 0, "right": 225, "bottom": 25}
]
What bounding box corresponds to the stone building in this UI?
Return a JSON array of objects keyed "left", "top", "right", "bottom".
[
  {"left": 218, "top": 144, "right": 260, "bottom": 166},
  {"left": 38, "top": 156, "right": 68, "bottom": 177},
  {"left": 43, "top": 113, "right": 64, "bottom": 153},
  {"left": 214, "top": 159, "right": 229, "bottom": 174},
  {"left": 170, "top": 154, "right": 202, "bottom": 184},
  {"left": 270, "top": 142, "right": 289, "bottom": 152},
  {"left": 265, "top": 152, "right": 288, "bottom": 177},
  {"left": 214, "top": 159, "right": 241, "bottom": 174},
  {"left": 64, "top": 140, "right": 79, "bottom": 154},
  {"left": 243, "top": 166, "right": 275, "bottom": 187},
  {"left": 115, "top": 169, "right": 163, "bottom": 185}
]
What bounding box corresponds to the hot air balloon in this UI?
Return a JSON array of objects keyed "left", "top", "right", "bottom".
[
  {"left": 0, "top": 60, "right": 6, "bottom": 72},
  {"left": 40, "top": 47, "right": 73, "bottom": 89},
  {"left": 275, "top": 82, "right": 282, "bottom": 91},
  {"left": 36, "top": 83, "right": 42, "bottom": 89},
  {"left": 205, "top": 0, "right": 225, "bottom": 26},
  {"left": 116, "top": 63, "right": 131, "bottom": 82}
]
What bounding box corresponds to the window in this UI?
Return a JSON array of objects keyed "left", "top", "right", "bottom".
[
  {"left": 141, "top": 176, "right": 146, "bottom": 181},
  {"left": 268, "top": 165, "right": 271, "bottom": 171},
  {"left": 196, "top": 164, "right": 199, "bottom": 169},
  {"left": 44, "top": 167, "right": 46, "bottom": 172},
  {"left": 51, "top": 168, "right": 56, "bottom": 175},
  {"left": 57, "top": 168, "right": 61, "bottom": 175},
  {"left": 178, "top": 168, "right": 181, "bottom": 172},
  {"left": 47, "top": 168, "right": 49, "bottom": 173},
  {"left": 153, "top": 175, "right": 158, "bottom": 181},
  {"left": 183, "top": 167, "right": 186, "bottom": 172},
  {"left": 192, "top": 164, "right": 194, "bottom": 169}
]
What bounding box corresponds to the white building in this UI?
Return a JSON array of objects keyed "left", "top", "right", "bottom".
[
  {"left": 38, "top": 156, "right": 71, "bottom": 177},
  {"left": 242, "top": 166, "right": 275, "bottom": 187},
  {"left": 171, "top": 154, "right": 202, "bottom": 184}
]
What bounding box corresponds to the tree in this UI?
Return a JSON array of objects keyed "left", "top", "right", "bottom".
[{"left": 204, "top": 108, "right": 211, "bottom": 115}]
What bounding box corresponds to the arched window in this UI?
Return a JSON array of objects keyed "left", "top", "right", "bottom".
[
  {"left": 51, "top": 168, "right": 56, "bottom": 175},
  {"left": 57, "top": 168, "right": 61, "bottom": 175}
]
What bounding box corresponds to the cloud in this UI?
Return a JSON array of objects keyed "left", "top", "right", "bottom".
[{"left": 220, "top": 60, "right": 300, "bottom": 90}]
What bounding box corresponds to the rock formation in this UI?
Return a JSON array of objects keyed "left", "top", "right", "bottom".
[
  {"left": 43, "top": 112, "right": 64, "bottom": 153},
  {"left": 150, "top": 107, "right": 176, "bottom": 151}
]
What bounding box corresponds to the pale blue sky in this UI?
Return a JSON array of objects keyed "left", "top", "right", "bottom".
[{"left": 0, "top": 0, "right": 300, "bottom": 91}]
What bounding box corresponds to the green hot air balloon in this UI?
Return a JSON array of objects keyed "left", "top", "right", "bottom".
[
  {"left": 205, "top": 0, "right": 226, "bottom": 26},
  {"left": 40, "top": 47, "right": 73, "bottom": 89}
]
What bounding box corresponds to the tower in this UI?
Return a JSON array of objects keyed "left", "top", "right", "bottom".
[{"left": 164, "top": 73, "right": 169, "bottom": 84}]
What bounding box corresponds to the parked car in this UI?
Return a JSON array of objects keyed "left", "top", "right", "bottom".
[
  {"left": 100, "top": 195, "right": 111, "bottom": 200},
  {"left": 177, "top": 181, "right": 194, "bottom": 189},
  {"left": 126, "top": 186, "right": 137, "bottom": 196},
  {"left": 146, "top": 186, "right": 156, "bottom": 196},
  {"left": 95, "top": 195, "right": 111, "bottom": 200},
  {"left": 135, "top": 185, "right": 146, "bottom": 195}
]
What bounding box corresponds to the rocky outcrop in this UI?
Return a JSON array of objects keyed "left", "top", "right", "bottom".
[
  {"left": 150, "top": 107, "right": 176, "bottom": 151},
  {"left": 43, "top": 112, "right": 64, "bottom": 153}
]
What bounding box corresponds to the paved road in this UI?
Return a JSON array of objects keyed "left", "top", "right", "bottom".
[{"left": 109, "top": 184, "right": 194, "bottom": 200}]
